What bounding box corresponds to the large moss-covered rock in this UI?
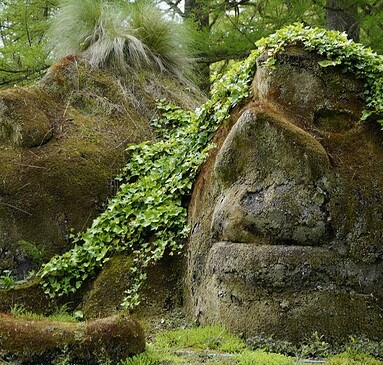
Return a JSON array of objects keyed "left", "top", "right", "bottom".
[
  {"left": 0, "top": 56, "right": 203, "bottom": 279},
  {"left": 186, "top": 47, "right": 383, "bottom": 342}
]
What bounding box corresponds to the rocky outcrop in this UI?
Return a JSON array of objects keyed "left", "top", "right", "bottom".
[
  {"left": 186, "top": 47, "right": 383, "bottom": 342},
  {"left": 0, "top": 56, "right": 203, "bottom": 279},
  {"left": 0, "top": 55, "right": 202, "bottom": 364}
]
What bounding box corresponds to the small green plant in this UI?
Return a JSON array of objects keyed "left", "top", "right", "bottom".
[
  {"left": 0, "top": 270, "right": 16, "bottom": 289},
  {"left": 247, "top": 333, "right": 383, "bottom": 361},
  {"left": 344, "top": 337, "right": 383, "bottom": 360},
  {"left": 52, "top": 345, "right": 71, "bottom": 365},
  {"left": 300, "top": 332, "right": 333, "bottom": 359},
  {"left": 10, "top": 303, "right": 27, "bottom": 317},
  {"left": 327, "top": 350, "right": 383, "bottom": 365},
  {"left": 246, "top": 335, "right": 299, "bottom": 357}
]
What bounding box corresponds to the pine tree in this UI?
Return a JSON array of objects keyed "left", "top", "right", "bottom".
[{"left": 0, "top": 0, "right": 57, "bottom": 87}]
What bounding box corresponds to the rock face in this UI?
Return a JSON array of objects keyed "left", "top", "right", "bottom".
[
  {"left": 186, "top": 47, "right": 383, "bottom": 342},
  {"left": 0, "top": 56, "right": 203, "bottom": 278}
]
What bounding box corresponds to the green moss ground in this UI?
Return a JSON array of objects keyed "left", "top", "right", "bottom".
[
  {"left": 121, "top": 316, "right": 383, "bottom": 365},
  {"left": 0, "top": 303, "right": 382, "bottom": 365}
]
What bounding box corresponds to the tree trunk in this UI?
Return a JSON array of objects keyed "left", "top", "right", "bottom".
[
  {"left": 326, "top": 0, "right": 360, "bottom": 41},
  {"left": 185, "top": 0, "right": 211, "bottom": 92}
]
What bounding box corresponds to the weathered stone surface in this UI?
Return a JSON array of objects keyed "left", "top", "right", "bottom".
[
  {"left": 186, "top": 47, "right": 383, "bottom": 342},
  {"left": 253, "top": 46, "right": 365, "bottom": 125},
  {"left": 0, "top": 313, "right": 145, "bottom": 364},
  {"left": 212, "top": 109, "right": 331, "bottom": 246}
]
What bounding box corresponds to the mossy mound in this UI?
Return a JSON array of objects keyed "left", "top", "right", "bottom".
[
  {"left": 0, "top": 56, "right": 204, "bottom": 280},
  {"left": 0, "top": 279, "right": 51, "bottom": 314},
  {"left": 0, "top": 313, "right": 145, "bottom": 364},
  {"left": 0, "top": 277, "right": 83, "bottom": 315},
  {"left": 80, "top": 254, "right": 134, "bottom": 318},
  {"left": 80, "top": 253, "right": 183, "bottom": 319}
]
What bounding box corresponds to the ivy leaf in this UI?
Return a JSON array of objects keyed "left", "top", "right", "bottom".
[{"left": 318, "top": 59, "right": 342, "bottom": 67}]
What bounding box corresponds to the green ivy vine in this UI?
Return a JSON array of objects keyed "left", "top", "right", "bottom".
[
  {"left": 256, "top": 23, "right": 383, "bottom": 123},
  {"left": 39, "top": 23, "right": 383, "bottom": 309}
]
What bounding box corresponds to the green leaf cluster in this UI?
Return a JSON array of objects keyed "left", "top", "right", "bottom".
[
  {"left": 255, "top": 23, "right": 383, "bottom": 124},
  {"left": 0, "top": 270, "right": 16, "bottom": 289},
  {"left": 39, "top": 24, "right": 383, "bottom": 309}
]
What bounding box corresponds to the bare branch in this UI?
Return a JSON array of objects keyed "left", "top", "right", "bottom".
[
  {"left": 0, "top": 65, "right": 48, "bottom": 74},
  {"left": 162, "top": 0, "right": 184, "bottom": 17}
]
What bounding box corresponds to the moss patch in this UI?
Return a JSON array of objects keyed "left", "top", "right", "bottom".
[{"left": 81, "top": 254, "right": 134, "bottom": 319}]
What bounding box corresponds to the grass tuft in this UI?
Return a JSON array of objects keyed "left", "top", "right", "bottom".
[
  {"left": 236, "top": 350, "right": 296, "bottom": 365},
  {"left": 46, "top": 0, "right": 192, "bottom": 79}
]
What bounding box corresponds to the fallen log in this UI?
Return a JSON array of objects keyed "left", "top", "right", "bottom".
[{"left": 0, "top": 313, "right": 145, "bottom": 364}]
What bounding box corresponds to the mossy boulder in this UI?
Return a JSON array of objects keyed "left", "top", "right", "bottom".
[
  {"left": 186, "top": 47, "right": 383, "bottom": 342},
  {"left": 0, "top": 56, "right": 204, "bottom": 279},
  {"left": 0, "top": 279, "right": 52, "bottom": 314},
  {"left": 80, "top": 253, "right": 183, "bottom": 319},
  {"left": 0, "top": 277, "right": 83, "bottom": 315},
  {"left": 0, "top": 313, "right": 144, "bottom": 364}
]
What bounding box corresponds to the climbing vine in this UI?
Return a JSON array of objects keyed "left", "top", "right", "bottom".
[{"left": 39, "top": 24, "right": 383, "bottom": 309}]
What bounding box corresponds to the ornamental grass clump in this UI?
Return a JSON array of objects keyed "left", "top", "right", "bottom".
[{"left": 46, "top": 0, "right": 192, "bottom": 79}]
